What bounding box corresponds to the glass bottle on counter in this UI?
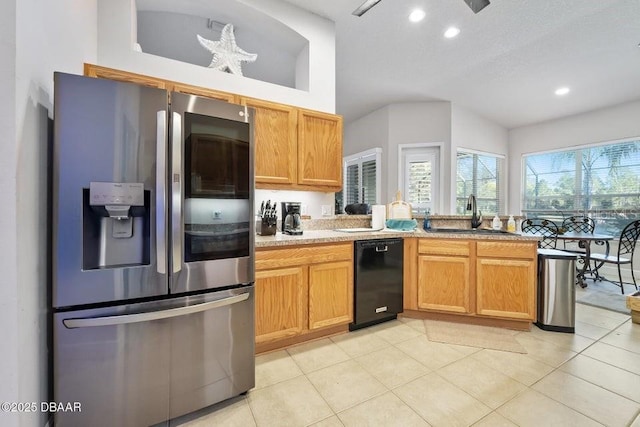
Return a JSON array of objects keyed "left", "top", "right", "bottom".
[{"left": 423, "top": 208, "right": 431, "bottom": 230}]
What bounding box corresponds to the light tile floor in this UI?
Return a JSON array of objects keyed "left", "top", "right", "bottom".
[{"left": 175, "top": 304, "right": 640, "bottom": 427}]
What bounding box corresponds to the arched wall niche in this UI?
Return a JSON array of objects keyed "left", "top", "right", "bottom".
[
  {"left": 136, "top": 0, "right": 308, "bottom": 90},
  {"left": 98, "top": 0, "right": 335, "bottom": 113}
]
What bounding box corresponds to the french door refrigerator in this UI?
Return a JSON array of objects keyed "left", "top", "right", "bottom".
[{"left": 51, "top": 72, "right": 255, "bottom": 426}]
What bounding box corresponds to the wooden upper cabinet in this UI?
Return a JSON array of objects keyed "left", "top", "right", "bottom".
[
  {"left": 297, "top": 109, "right": 343, "bottom": 189},
  {"left": 83, "top": 64, "right": 344, "bottom": 191},
  {"left": 239, "top": 97, "right": 298, "bottom": 186},
  {"left": 84, "top": 64, "right": 168, "bottom": 89},
  {"left": 84, "top": 64, "right": 236, "bottom": 103},
  {"left": 171, "top": 82, "right": 236, "bottom": 103}
]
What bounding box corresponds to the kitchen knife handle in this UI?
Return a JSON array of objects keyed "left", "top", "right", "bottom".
[
  {"left": 156, "top": 111, "right": 167, "bottom": 274},
  {"left": 171, "top": 112, "right": 183, "bottom": 274}
]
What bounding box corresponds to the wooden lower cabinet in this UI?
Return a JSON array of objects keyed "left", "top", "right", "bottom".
[
  {"left": 418, "top": 255, "right": 470, "bottom": 313},
  {"left": 407, "top": 238, "right": 537, "bottom": 327},
  {"left": 255, "top": 267, "right": 307, "bottom": 344},
  {"left": 255, "top": 243, "right": 353, "bottom": 352},
  {"left": 476, "top": 240, "right": 537, "bottom": 321},
  {"left": 308, "top": 261, "right": 353, "bottom": 329}
]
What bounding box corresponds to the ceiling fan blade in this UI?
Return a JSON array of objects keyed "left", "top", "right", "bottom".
[
  {"left": 352, "top": 0, "right": 383, "bottom": 17},
  {"left": 463, "top": 0, "right": 491, "bottom": 14}
]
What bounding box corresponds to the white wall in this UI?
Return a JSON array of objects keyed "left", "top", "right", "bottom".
[
  {"left": 344, "top": 102, "right": 512, "bottom": 214},
  {"left": 1, "top": 2, "right": 98, "bottom": 426},
  {"left": 451, "top": 104, "right": 509, "bottom": 213},
  {"left": 0, "top": 1, "right": 19, "bottom": 426},
  {"left": 345, "top": 102, "right": 452, "bottom": 210},
  {"left": 344, "top": 106, "right": 391, "bottom": 204},
  {"left": 388, "top": 103, "right": 452, "bottom": 211},
  {"left": 255, "top": 189, "right": 334, "bottom": 219},
  {"left": 508, "top": 100, "right": 640, "bottom": 214},
  {"left": 98, "top": 0, "right": 336, "bottom": 113}
]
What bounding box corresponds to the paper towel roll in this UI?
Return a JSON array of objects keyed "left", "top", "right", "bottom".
[{"left": 371, "top": 205, "right": 386, "bottom": 230}]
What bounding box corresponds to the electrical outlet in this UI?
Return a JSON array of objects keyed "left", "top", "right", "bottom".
[
  {"left": 321, "top": 205, "right": 332, "bottom": 216},
  {"left": 212, "top": 210, "right": 222, "bottom": 220},
  {"left": 301, "top": 204, "right": 308, "bottom": 215}
]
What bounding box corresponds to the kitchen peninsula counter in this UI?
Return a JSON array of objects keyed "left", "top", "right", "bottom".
[{"left": 254, "top": 224, "right": 542, "bottom": 353}]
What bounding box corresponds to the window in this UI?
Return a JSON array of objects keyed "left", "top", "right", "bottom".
[
  {"left": 456, "top": 149, "right": 505, "bottom": 215},
  {"left": 403, "top": 152, "right": 438, "bottom": 214},
  {"left": 398, "top": 145, "right": 440, "bottom": 215},
  {"left": 336, "top": 148, "right": 381, "bottom": 214},
  {"left": 522, "top": 139, "right": 640, "bottom": 235}
]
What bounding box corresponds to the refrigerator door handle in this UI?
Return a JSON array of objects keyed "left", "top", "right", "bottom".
[
  {"left": 171, "top": 111, "right": 183, "bottom": 274},
  {"left": 156, "top": 111, "right": 167, "bottom": 274},
  {"left": 62, "top": 292, "right": 250, "bottom": 329}
]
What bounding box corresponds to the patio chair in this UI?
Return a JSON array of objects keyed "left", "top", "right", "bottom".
[
  {"left": 562, "top": 215, "right": 608, "bottom": 279},
  {"left": 589, "top": 219, "right": 640, "bottom": 294},
  {"left": 521, "top": 219, "right": 559, "bottom": 249}
]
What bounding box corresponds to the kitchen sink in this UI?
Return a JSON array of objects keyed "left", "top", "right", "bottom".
[{"left": 426, "top": 228, "right": 513, "bottom": 235}]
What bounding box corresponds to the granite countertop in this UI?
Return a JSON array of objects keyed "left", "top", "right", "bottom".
[{"left": 255, "top": 228, "right": 540, "bottom": 248}]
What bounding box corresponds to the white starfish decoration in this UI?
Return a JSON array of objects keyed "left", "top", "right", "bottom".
[{"left": 197, "top": 24, "right": 257, "bottom": 76}]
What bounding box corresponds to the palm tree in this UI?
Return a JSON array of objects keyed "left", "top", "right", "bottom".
[
  {"left": 581, "top": 142, "right": 638, "bottom": 211},
  {"left": 548, "top": 141, "right": 639, "bottom": 212}
]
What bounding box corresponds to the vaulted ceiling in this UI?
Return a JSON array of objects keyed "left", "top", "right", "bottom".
[{"left": 282, "top": 0, "right": 640, "bottom": 128}]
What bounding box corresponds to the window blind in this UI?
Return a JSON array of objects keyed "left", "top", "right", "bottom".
[
  {"left": 337, "top": 148, "right": 381, "bottom": 213},
  {"left": 407, "top": 160, "right": 432, "bottom": 205},
  {"left": 523, "top": 139, "right": 640, "bottom": 235},
  {"left": 456, "top": 150, "right": 504, "bottom": 215}
]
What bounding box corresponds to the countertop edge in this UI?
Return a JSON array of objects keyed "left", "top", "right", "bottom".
[{"left": 255, "top": 229, "right": 541, "bottom": 248}]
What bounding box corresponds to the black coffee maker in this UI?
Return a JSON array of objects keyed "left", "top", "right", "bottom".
[{"left": 281, "top": 202, "right": 303, "bottom": 235}]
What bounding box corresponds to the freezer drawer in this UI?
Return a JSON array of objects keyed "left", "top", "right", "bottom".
[{"left": 54, "top": 287, "right": 255, "bottom": 426}]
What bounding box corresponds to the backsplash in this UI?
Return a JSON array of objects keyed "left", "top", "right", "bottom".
[
  {"left": 295, "top": 214, "right": 526, "bottom": 231},
  {"left": 255, "top": 189, "right": 335, "bottom": 219}
]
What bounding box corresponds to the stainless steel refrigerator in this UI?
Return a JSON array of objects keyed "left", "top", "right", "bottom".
[{"left": 51, "top": 72, "right": 255, "bottom": 426}]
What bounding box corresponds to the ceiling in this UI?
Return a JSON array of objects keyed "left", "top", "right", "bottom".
[{"left": 281, "top": 0, "right": 640, "bottom": 129}]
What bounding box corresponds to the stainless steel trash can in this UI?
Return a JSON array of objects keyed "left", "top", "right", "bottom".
[{"left": 536, "top": 249, "right": 578, "bottom": 333}]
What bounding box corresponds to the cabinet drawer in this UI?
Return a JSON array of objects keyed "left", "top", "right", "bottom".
[
  {"left": 476, "top": 241, "right": 536, "bottom": 260},
  {"left": 418, "top": 239, "right": 470, "bottom": 256},
  {"left": 256, "top": 243, "right": 352, "bottom": 270}
]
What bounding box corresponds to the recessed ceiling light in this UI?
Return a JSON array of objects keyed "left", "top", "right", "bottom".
[
  {"left": 555, "top": 87, "right": 570, "bottom": 96},
  {"left": 409, "top": 9, "right": 426, "bottom": 22},
  {"left": 444, "top": 27, "right": 461, "bottom": 38}
]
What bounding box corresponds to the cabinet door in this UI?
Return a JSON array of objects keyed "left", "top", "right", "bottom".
[
  {"left": 476, "top": 258, "right": 535, "bottom": 320},
  {"left": 308, "top": 261, "right": 353, "bottom": 329},
  {"left": 255, "top": 267, "right": 307, "bottom": 343},
  {"left": 418, "top": 255, "right": 470, "bottom": 313},
  {"left": 171, "top": 82, "right": 236, "bottom": 103},
  {"left": 239, "top": 97, "right": 298, "bottom": 187},
  {"left": 297, "top": 109, "right": 343, "bottom": 189},
  {"left": 84, "top": 63, "right": 168, "bottom": 89}
]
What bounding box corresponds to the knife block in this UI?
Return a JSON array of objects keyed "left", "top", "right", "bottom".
[{"left": 257, "top": 216, "right": 277, "bottom": 236}]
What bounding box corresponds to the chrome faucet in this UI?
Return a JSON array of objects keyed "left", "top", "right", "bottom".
[{"left": 466, "top": 194, "right": 483, "bottom": 229}]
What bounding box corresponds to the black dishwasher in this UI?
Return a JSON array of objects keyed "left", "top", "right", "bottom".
[{"left": 350, "top": 238, "right": 403, "bottom": 330}]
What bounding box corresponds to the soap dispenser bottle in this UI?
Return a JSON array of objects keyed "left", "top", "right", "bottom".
[
  {"left": 507, "top": 215, "right": 516, "bottom": 232},
  {"left": 492, "top": 215, "right": 501, "bottom": 230}
]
